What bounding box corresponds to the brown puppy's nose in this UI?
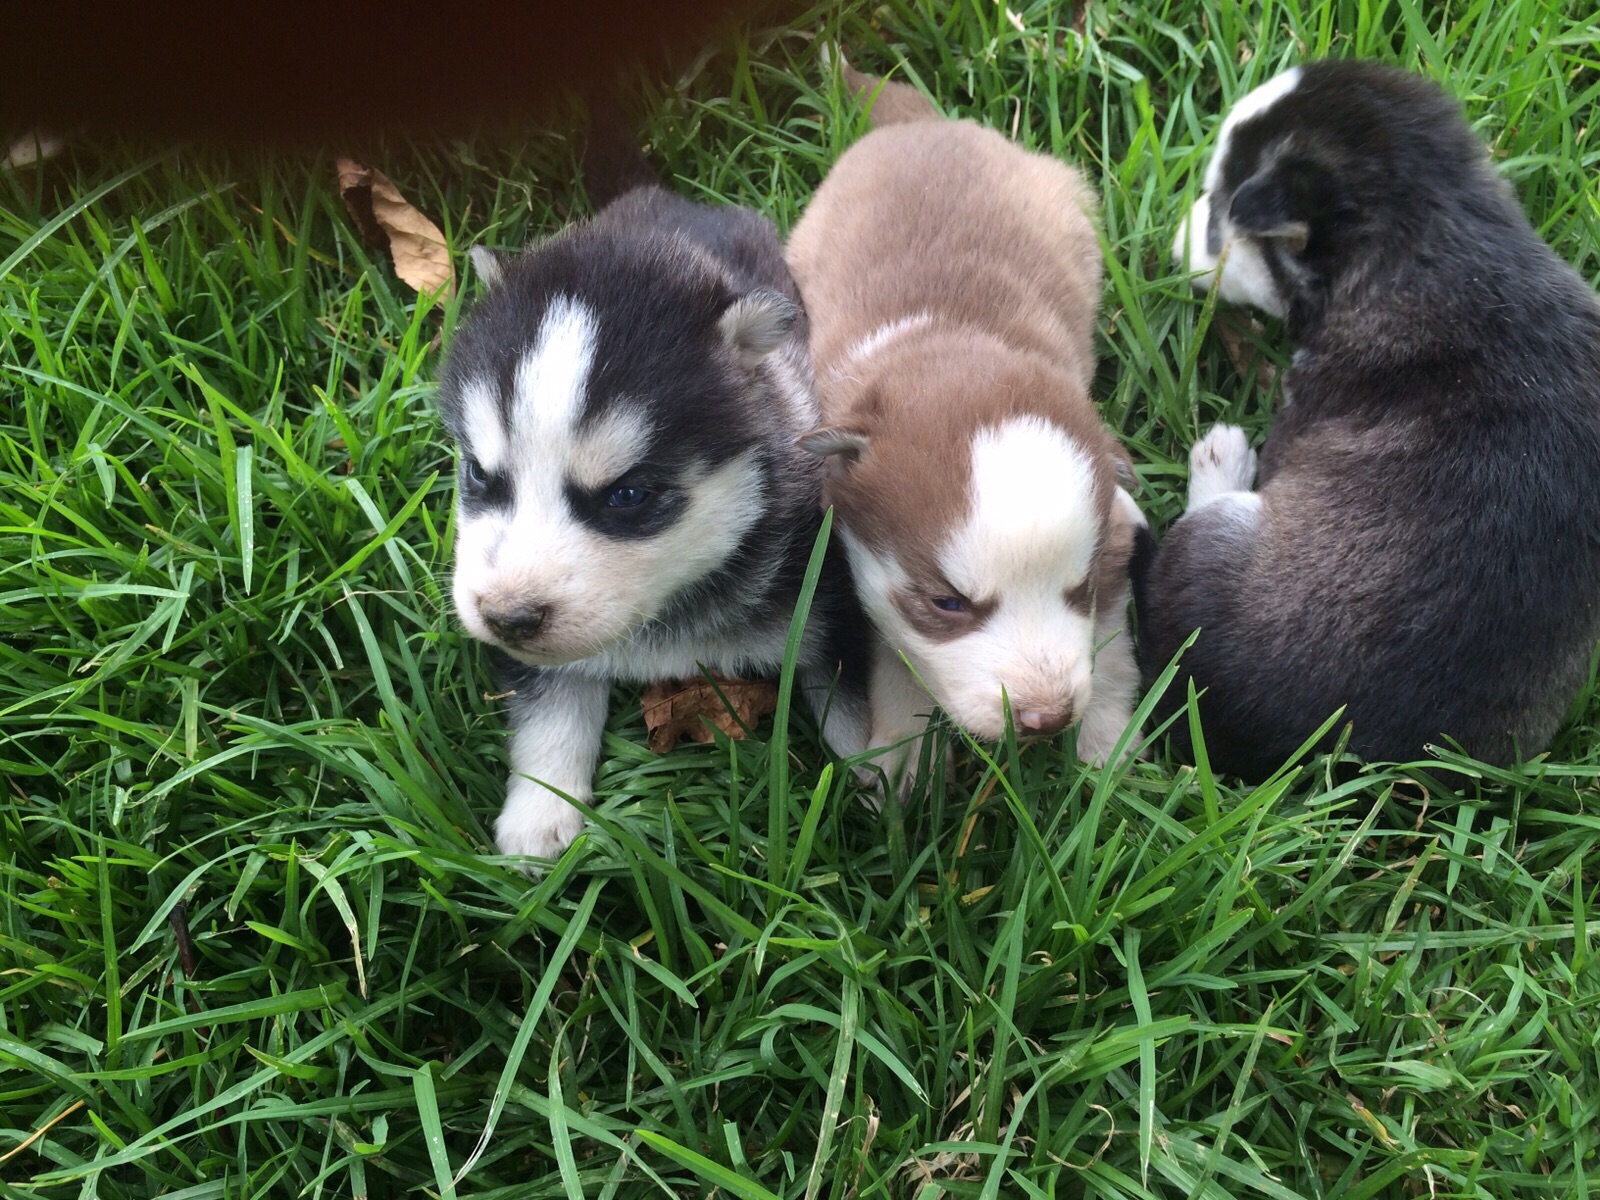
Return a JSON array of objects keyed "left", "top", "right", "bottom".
[
  {"left": 1017, "top": 708, "right": 1070, "bottom": 736},
  {"left": 481, "top": 601, "right": 549, "bottom": 644}
]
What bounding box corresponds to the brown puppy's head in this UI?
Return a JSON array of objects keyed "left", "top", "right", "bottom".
[{"left": 802, "top": 329, "right": 1135, "bottom": 739}]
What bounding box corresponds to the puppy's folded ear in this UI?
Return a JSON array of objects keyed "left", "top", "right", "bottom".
[
  {"left": 1109, "top": 442, "right": 1138, "bottom": 489},
  {"left": 468, "top": 245, "right": 510, "bottom": 289},
  {"left": 798, "top": 425, "right": 871, "bottom": 461},
  {"left": 1228, "top": 164, "right": 1313, "bottom": 253},
  {"left": 719, "top": 289, "right": 798, "bottom": 366}
]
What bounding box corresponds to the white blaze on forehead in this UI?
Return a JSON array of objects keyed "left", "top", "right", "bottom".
[
  {"left": 1203, "top": 65, "right": 1303, "bottom": 193},
  {"left": 940, "top": 415, "right": 1101, "bottom": 597},
  {"left": 513, "top": 297, "right": 599, "bottom": 451}
]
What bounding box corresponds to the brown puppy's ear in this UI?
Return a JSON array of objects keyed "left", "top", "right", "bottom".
[
  {"left": 798, "top": 425, "right": 871, "bottom": 462},
  {"left": 719, "top": 289, "right": 798, "bottom": 367},
  {"left": 1108, "top": 442, "right": 1138, "bottom": 490},
  {"left": 468, "top": 245, "right": 510, "bottom": 289}
]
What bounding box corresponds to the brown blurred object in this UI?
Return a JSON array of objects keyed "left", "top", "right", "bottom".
[
  {"left": 640, "top": 677, "right": 779, "bottom": 753},
  {"left": 335, "top": 157, "right": 454, "bottom": 296},
  {"left": 0, "top": 0, "right": 769, "bottom": 144}
]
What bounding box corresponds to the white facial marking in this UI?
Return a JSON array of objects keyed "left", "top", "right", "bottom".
[
  {"left": 843, "top": 312, "right": 933, "bottom": 367},
  {"left": 1176, "top": 66, "right": 1303, "bottom": 316},
  {"left": 944, "top": 417, "right": 1101, "bottom": 597},
  {"left": 460, "top": 379, "right": 508, "bottom": 474},
  {"left": 511, "top": 297, "right": 598, "bottom": 454},
  {"left": 569, "top": 406, "right": 654, "bottom": 491}
]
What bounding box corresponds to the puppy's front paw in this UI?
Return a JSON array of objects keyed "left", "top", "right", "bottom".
[
  {"left": 1075, "top": 708, "right": 1144, "bottom": 768},
  {"left": 495, "top": 775, "right": 588, "bottom": 861},
  {"left": 1188, "top": 424, "right": 1257, "bottom": 510}
]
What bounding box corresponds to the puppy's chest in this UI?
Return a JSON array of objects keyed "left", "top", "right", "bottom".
[{"left": 574, "top": 617, "right": 802, "bottom": 683}]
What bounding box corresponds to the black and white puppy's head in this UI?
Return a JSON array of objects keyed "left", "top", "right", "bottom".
[
  {"left": 1172, "top": 60, "right": 1500, "bottom": 331},
  {"left": 438, "top": 231, "right": 798, "bottom": 666}
]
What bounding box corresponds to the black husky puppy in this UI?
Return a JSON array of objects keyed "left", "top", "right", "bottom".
[
  {"left": 437, "top": 113, "right": 869, "bottom": 858},
  {"left": 1137, "top": 60, "right": 1600, "bottom": 778}
]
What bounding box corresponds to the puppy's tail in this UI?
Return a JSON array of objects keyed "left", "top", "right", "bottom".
[
  {"left": 581, "top": 94, "right": 662, "bottom": 211},
  {"left": 824, "top": 45, "right": 941, "bottom": 127}
]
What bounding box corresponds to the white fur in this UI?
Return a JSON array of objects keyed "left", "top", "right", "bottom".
[
  {"left": 511, "top": 297, "right": 597, "bottom": 437},
  {"left": 495, "top": 670, "right": 610, "bottom": 859},
  {"left": 459, "top": 380, "right": 508, "bottom": 473},
  {"left": 1174, "top": 193, "right": 1286, "bottom": 315},
  {"left": 1187, "top": 424, "right": 1259, "bottom": 510},
  {"left": 849, "top": 416, "right": 1107, "bottom": 742},
  {"left": 568, "top": 406, "right": 655, "bottom": 491},
  {"left": 468, "top": 245, "right": 505, "bottom": 288},
  {"left": 859, "top": 640, "right": 940, "bottom": 797},
  {"left": 844, "top": 312, "right": 933, "bottom": 366},
  {"left": 1174, "top": 67, "right": 1303, "bottom": 316},
  {"left": 1203, "top": 68, "right": 1303, "bottom": 194}
]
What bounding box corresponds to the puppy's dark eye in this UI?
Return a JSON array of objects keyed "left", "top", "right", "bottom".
[
  {"left": 463, "top": 457, "right": 488, "bottom": 488},
  {"left": 930, "top": 595, "right": 967, "bottom": 614},
  {"left": 606, "top": 485, "right": 651, "bottom": 509}
]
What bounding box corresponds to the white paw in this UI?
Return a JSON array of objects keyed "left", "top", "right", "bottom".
[
  {"left": 1075, "top": 708, "right": 1143, "bottom": 768},
  {"left": 495, "top": 775, "right": 588, "bottom": 861},
  {"left": 854, "top": 742, "right": 909, "bottom": 811},
  {"left": 1188, "top": 424, "right": 1257, "bottom": 511}
]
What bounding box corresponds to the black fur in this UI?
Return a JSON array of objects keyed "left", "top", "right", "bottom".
[{"left": 1138, "top": 60, "right": 1600, "bottom": 778}]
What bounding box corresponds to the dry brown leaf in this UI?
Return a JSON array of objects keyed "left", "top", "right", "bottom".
[
  {"left": 1215, "top": 312, "right": 1279, "bottom": 397},
  {"left": 640, "top": 676, "right": 778, "bottom": 753},
  {"left": 335, "top": 157, "right": 454, "bottom": 298},
  {"left": 5, "top": 129, "right": 66, "bottom": 170}
]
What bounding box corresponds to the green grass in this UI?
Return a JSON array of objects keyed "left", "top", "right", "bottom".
[{"left": 3, "top": 1, "right": 1599, "bottom": 1196}]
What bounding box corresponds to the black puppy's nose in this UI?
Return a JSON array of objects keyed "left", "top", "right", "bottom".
[{"left": 481, "top": 601, "right": 549, "bottom": 644}]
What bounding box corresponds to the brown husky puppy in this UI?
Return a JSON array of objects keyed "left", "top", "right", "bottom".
[{"left": 789, "top": 60, "right": 1145, "bottom": 785}]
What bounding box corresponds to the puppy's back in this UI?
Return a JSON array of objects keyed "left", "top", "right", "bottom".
[{"left": 789, "top": 100, "right": 1100, "bottom": 387}]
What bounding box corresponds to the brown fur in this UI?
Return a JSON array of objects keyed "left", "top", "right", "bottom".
[{"left": 788, "top": 68, "right": 1126, "bottom": 596}]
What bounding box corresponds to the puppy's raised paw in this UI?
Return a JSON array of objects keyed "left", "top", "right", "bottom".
[
  {"left": 1187, "top": 424, "right": 1258, "bottom": 511},
  {"left": 495, "top": 776, "right": 587, "bottom": 863}
]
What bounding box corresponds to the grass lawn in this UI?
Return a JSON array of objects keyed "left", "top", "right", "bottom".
[{"left": 4, "top": 1, "right": 1599, "bottom": 1196}]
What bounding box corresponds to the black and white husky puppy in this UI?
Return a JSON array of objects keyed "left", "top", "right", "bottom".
[
  {"left": 1137, "top": 60, "right": 1600, "bottom": 778},
  {"left": 437, "top": 129, "right": 869, "bottom": 859}
]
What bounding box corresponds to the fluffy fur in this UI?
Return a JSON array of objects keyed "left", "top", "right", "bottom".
[
  {"left": 438, "top": 128, "right": 869, "bottom": 859},
  {"left": 1139, "top": 59, "right": 1600, "bottom": 778},
  {"left": 788, "top": 60, "right": 1145, "bottom": 784}
]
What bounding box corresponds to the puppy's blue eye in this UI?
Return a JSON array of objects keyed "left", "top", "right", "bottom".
[
  {"left": 606, "top": 485, "right": 651, "bottom": 509},
  {"left": 463, "top": 457, "right": 487, "bottom": 487},
  {"left": 930, "top": 595, "right": 966, "bottom": 613}
]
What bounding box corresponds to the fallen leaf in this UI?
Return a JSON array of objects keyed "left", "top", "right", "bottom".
[
  {"left": 4, "top": 129, "right": 66, "bottom": 170},
  {"left": 640, "top": 676, "right": 778, "bottom": 753},
  {"left": 1215, "top": 312, "right": 1278, "bottom": 397},
  {"left": 335, "top": 157, "right": 454, "bottom": 298}
]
